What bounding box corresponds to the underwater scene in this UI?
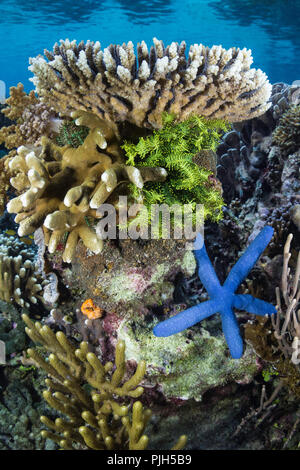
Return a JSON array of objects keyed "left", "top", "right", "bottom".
[{"left": 0, "top": 0, "right": 300, "bottom": 454}]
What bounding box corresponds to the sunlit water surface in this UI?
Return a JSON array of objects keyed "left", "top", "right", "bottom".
[{"left": 0, "top": 0, "right": 299, "bottom": 93}]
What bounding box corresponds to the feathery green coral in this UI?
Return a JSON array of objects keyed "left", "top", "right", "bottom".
[
  {"left": 122, "top": 113, "right": 229, "bottom": 224},
  {"left": 22, "top": 314, "right": 186, "bottom": 450}
]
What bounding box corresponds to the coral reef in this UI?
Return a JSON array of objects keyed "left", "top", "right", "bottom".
[
  {"left": 271, "top": 81, "right": 300, "bottom": 120},
  {"left": 22, "top": 314, "right": 186, "bottom": 450},
  {"left": 1, "top": 34, "right": 300, "bottom": 452},
  {"left": 29, "top": 38, "right": 272, "bottom": 128},
  {"left": 0, "top": 365, "right": 55, "bottom": 450},
  {"left": 271, "top": 233, "right": 300, "bottom": 365},
  {"left": 216, "top": 90, "right": 300, "bottom": 259},
  {"left": 216, "top": 82, "right": 300, "bottom": 204},
  {"left": 0, "top": 300, "right": 27, "bottom": 356}
]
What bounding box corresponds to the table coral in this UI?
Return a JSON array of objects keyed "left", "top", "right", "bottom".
[
  {"left": 29, "top": 38, "right": 272, "bottom": 128},
  {"left": 153, "top": 226, "right": 277, "bottom": 359}
]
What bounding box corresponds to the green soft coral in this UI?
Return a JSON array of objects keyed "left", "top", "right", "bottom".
[{"left": 122, "top": 113, "right": 229, "bottom": 223}]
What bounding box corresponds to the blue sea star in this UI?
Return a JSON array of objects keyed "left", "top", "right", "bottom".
[{"left": 153, "top": 225, "right": 277, "bottom": 359}]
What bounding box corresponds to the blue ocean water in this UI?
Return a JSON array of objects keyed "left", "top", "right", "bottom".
[{"left": 0, "top": 0, "right": 299, "bottom": 93}]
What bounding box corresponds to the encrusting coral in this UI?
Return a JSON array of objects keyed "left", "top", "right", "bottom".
[
  {"left": 28, "top": 38, "right": 272, "bottom": 128},
  {"left": 6, "top": 111, "right": 167, "bottom": 262},
  {"left": 22, "top": 314, "right": 186, "bottom": 450},
  {"left": 0, "top": 234, "right": 50, "bottom": 308}
]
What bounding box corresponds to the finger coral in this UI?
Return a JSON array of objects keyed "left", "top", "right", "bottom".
[
  {"left": 0, "top": 234, "right": 50, "bottom": 308},
  {"left": 271, "top": 233, "right": 300, "bottom": 363},
  {"left": 6, "top": 111, "right": 166, "bottom": 262},
  {"left": 28, "top": 38, "right": 272, "bottom": 129},
  {"left": 22, "top": 314, "right": 186, "bottom": 450}
]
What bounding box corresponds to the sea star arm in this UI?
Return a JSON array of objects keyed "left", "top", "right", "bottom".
[
  {"left": 193, "top": 233, "right": 222, "bottom": 297},
  {"left": 233, "top": 294, "right": 277, "bottom": 316},
  {"left": 220, "top": 307, "right": 244, "bottom": 359},
  {"left": 153, "top": 299, "right": 219, "bottom": 337},
  {"left": 224, "top": 226, "right": 274, "bottom": 293}
]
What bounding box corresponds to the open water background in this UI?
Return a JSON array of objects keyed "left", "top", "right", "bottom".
[{"left": 0, "top": 0, "right": 299, "bottom": 93}]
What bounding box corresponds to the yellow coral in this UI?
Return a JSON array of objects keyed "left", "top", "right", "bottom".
[
  {"left": 22, "top": 314, "right": 186, "bottom": 450},
  {"left": 7, "top": 112, "right": 167, "bottom": 262}
]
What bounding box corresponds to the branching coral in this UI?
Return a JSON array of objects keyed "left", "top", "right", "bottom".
[
  {"left": 244, "top": 234, "right": 300, "bottom": 398},
  {"left": 0, "top": 234, "right": 50, "bottom": 308},
  {"left": 6, "top": 112, "right": 166, "bottom": 262},
  {"left": 272, "top": 105, "right": 300, "bottom": 155},
  {"left": 271, "top": 233, "right": 300, "bottom": 363},
  {"left": 22, "top": 314, "right": 186, "bottom": 450},
  {"left": 0, "top": 83, "right": 57, "bottom": 149},
  {"left": 28, "top": 38, "right": 272, "bottom": 128}
]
